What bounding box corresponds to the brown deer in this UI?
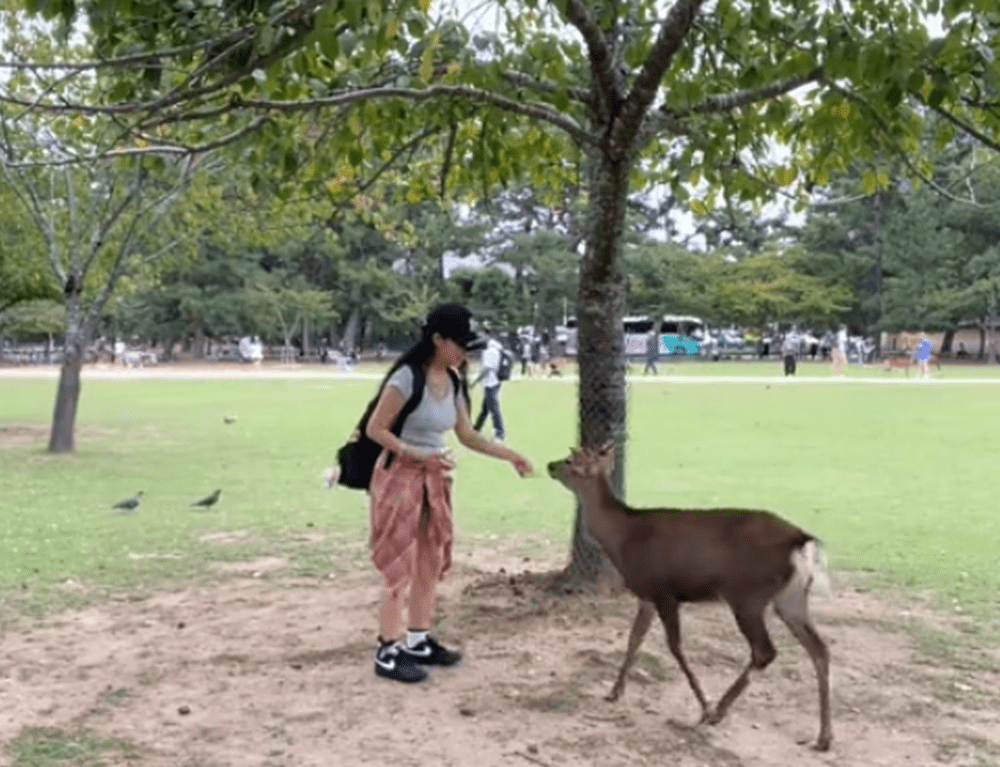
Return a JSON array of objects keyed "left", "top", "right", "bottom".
[{"left": 547, "top": 444, "right": 832, "bottom": 751}]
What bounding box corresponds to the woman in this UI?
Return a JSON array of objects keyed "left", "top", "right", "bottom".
[{"left": 365, "top": 304, "right": 534, "bottom": 684}]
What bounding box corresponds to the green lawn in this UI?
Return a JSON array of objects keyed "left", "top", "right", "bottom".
[{"left": 2, "top": 367, "right": 999, "bottom": 623}]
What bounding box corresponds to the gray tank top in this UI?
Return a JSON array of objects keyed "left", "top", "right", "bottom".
[{"left": 386, "top": 365, "right": 458, "bottom": 452}]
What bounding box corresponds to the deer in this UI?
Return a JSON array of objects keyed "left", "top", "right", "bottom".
[{"left": 547, "top": 444, "right": 832, "bottom": 751}]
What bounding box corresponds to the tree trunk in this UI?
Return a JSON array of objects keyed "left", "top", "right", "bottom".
[
  {"left": 941, "top": 328, "right": 955, "bottom": 355},
  {"left": 564, "top": 151, "right": 631, "bottom": 586},
  {"left": 193, "top": 329, "right": 207, "bottom": 359},
  {"left": 49, "top": 332, "right": 86, "bottom": 453},
  {"left": 341, "top": 305, "right": 361, "bottom": 352}
]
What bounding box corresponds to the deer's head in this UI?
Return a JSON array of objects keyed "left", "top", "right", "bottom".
[{"left": 547, "top": 443, "right": 615, "bottom": 490}]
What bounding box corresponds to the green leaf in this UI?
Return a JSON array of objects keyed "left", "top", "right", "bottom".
[
  {"left": 885, "top": 82, "right": 903, "bottom": 108},
  {"left": 407, "top": 17, "right": 425, "bottom": 37},
  {"left": 317, "top": 29, "right": 339, "bottom": 61},
  {"left": 927, "top": 87, "right": 948, "bottom": 108}
]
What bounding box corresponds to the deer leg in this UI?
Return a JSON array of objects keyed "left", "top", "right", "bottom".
[
  {"left": 708, "top": 607, "right": 776, "bottom": 725},
  {"left": 773, "top": 575, "right": 832, "bottom": 751},
  {"left": 655, "top": 597, "right": 711, "bottom": 722},
  {"left": 607, "top": 600, "right": 655, "bottom": 702}
]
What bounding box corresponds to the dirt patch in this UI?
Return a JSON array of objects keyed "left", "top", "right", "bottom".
[
  {"left": 0, "top": 423, "right": 123, "bottom": 449},
  {"left": 212, "top": 557, "right": 289, "bottom": 576},
  {"left": 1, "top": 563, "right": 998, "bottom": 767},
  {"left": 0, "top": 425, "right": 48, "bottom": 449}
]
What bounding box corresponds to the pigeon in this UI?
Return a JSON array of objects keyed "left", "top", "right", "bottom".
[
  {"left": 112, "top": 491, "right": 144, "bottom": 513},
  {"left": 191, "top": 489, "right": 221, "bottom": 509},
  {"left": 223, "top": 416, "right": 238, "bottom": 424}
]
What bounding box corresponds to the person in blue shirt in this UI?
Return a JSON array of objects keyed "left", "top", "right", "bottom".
[{"left": 916, "top": 335, "right": 934, "bottom": 378}]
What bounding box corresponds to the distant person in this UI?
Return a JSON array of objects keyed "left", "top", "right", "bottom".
[
  {"left": 820, "top": 331, "right": 833, "bottom": 361},
  {"left": 760, "top": 335, "right": 771, "bottom": 359},
  {"left": 916, "top": 335, "right": 933, "bottom": 378},
  {"left": 520, "top": 337, "right": 532, "bottom": 376},
  {"left": 643, "top": 328, "right": 660, "bottom": 374},
  {"left": 781, "top": 332, "right": 798, "bottom": 376},
  {"left": 363, "top": 303, "right": 532, "bottom": 684},
  {"left": 473, "top": 334, "right": 507, "bottom": 441},
  {"left": 830, "top": 326, "right": 848, "bottom": 375},
  {"left": 956, "top": 341, "right": 969, "bottom": 358}
]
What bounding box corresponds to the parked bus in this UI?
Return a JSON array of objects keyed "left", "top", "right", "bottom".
[{"left": 561, "top": 315, "right": 704, "bottom": 357}]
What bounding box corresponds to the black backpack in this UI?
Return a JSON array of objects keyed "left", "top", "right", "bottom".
[
  {"left": 497, "top": 349, "right": 513, "bottom": 381},
  {"left": 335, "top": 363, "right": 459, "bottom": 490}
]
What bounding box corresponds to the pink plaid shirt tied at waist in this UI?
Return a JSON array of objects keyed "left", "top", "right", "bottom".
[{"left": 369, "top": 451, "right": 453, "bottom": 595}]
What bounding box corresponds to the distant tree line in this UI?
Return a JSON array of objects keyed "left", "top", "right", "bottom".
[{"left": 6, "top": 144, "right": 1000, "bottom": 360}]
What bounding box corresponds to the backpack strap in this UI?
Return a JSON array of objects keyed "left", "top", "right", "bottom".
[
  {"left": 391, "top": 363, "right": 425, "bottom": 437},
  {"left": 381, "top": 363, "right": 425, "bottom": 471}
]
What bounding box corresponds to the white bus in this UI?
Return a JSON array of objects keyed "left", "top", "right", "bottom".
[{"left": 561, "top": 315, "right": 705, "bottom": 356}]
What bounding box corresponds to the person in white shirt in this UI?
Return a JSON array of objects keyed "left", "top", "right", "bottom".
[
  {"left": 472, "top": 336, "right": 506, "bottom": 441},
  {"left": 830, "top": 325, "right": 848, "bottom": 374},
  {"left": 781, "top": 331, "right": 799, "bottom": 376}
]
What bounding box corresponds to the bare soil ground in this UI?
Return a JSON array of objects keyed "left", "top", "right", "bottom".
[{"left": 3, "top": 546, "right": 999, "bottom": 767}]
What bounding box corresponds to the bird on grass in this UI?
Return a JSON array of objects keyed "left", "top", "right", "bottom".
[
  {"left": 223, "top": 415, "right": 238, "bottom": 424},
  {"left": 112, "top": 491, "right": 143, "bottom": 513},
  {"left": 191, "top": 489, "right": 222, "bottom": 509}
]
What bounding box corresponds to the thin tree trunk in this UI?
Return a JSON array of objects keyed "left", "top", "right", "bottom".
[
  {"left": 193, "top": 329, "right": 207, "bottom": 360},
  {"left": 341, "top": 305, "right": 361, "bottom": 352},
  {"left": 564, "top": 152, "right": 630, "bottom": 586},
  {"left": 941, "top": 328, "right": 954, "bottom": 355},
  {"left": 49, "top": 326, "right": 86, "bottom": 453}
]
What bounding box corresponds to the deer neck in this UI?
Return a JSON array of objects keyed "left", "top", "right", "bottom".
[{"left": 575, "top": 472, "right": 631, "bottom": 557}]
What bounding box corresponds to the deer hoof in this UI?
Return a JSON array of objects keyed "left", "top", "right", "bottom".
[
  {"left": 604, "top": 689, "right": 621, "bottom": 703},
  {"left": 702, "top": 708, "right": 725, "bottom": 726},
  {"left": 812, "top": 735, "right": 832, "bottom": 752}
]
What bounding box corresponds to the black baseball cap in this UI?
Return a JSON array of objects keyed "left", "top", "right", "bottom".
[{"left": 425, "top": 304, "right": 486, "bottom": 351}]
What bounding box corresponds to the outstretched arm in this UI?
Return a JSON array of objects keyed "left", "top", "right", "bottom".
[{"left": 454, "top": 399, "right": 532, "bottom": 476}]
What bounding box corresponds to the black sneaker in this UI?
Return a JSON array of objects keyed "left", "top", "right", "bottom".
[
  {"left": 398, "top": 636, "right": 463, "bottom": 667},
  {"left": 374, "top": 644, "right": 428, "bottom": 683}
]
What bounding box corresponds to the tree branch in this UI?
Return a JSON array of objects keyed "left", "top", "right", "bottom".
[
  {"left": 830, "top": 84, "right": 1000, "bottom": 208},
  {"left": 929, "top": 102, "right": 1000, "bottom": 155},
  {"left": 81, "top": 162, "right": 147, "bottom": 277},
  {"left": 563, "top": 0, "right": 621, "bottom": 123},
  {"left": 500, "top": 70, "right": 592, "bottom": 109},
  {"left": 615, "top": 0, "right": 705, "bottom": 152},
  {"left": 673, "top": 67, "right": 823, "bottom": 116},
  {"left": 238, "top": 86, "right": 596, "bottom": 146},
  {"left": 2, "top": 116, "right": 270, "bottom": 167}
]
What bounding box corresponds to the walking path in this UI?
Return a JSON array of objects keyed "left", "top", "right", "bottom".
[{"left": 4, "top": 363, "right": 1000, "bottom": 384}]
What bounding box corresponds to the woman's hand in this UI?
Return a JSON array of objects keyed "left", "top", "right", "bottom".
[
  {"left": 406, "top": 447, "right": 456, "bottom": 473},
  {"left": 511, "top": 453, "right": 533, "bottom": 478}
]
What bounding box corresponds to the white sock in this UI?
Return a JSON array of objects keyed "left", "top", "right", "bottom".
[{"left": 406, "top": 629, "right": 428, "bottom": 649}]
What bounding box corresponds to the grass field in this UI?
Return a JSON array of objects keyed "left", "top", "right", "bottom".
[{"left": 2, "top": 363, "right": 999, "bottom": 625}]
